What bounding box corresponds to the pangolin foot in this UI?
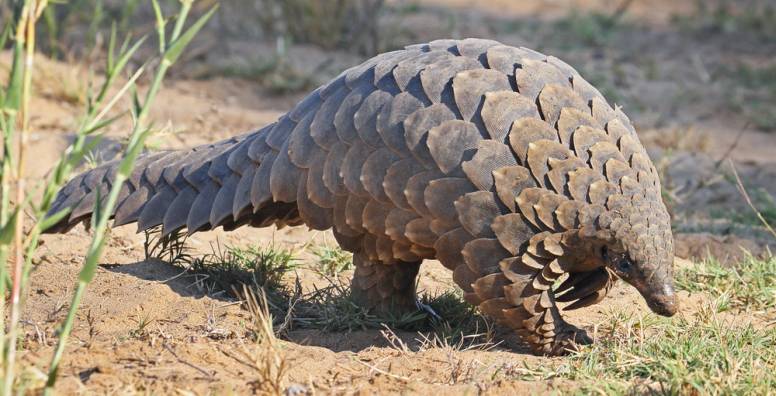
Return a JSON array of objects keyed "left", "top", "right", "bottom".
[{"left": 549, "top": 325, "right": 593, "bottom": 355}]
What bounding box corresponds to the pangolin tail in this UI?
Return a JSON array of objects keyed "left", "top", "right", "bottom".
[{"left": 45, "top": 126, "right": 300, "bottom": 236}]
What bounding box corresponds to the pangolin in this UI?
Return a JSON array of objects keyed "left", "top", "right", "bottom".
[{"left": 45, "top": 38, "right": 678, "bottom": 355}]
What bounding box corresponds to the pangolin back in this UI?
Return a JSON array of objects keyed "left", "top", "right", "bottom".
[{"left": 47, "top": 38, "right": 672, "bottom": 355}]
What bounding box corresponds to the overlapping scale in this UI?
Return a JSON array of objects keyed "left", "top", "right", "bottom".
[
  {"left": 493, "top": 165, "right": 536, "bottom": 212},
  {"left": 461, "top": 140, "right": 518, "bottom": 191},
  {"left": 526, "top": 140, "right": 573, "bottom": 187},
  {"left": 515, "top": 59, "right": 569, "bottom": 102},
  {"left": 509, "top": 118, "right": 559, "bottom": 164},
  {"left": 452, "top": 69, "right": 511, "bottom": 122},
  {"left": 480, "top": 90, "right": 539, "bottom": 142},
  {"left": 537, "top": 84, "right": 588, "bottom": 127},
  {"left": 427, "top": 119, "right": 480, "bottom": 174},
  {"left": 454, "top": 191, "right": 503, "bottom": 238}
]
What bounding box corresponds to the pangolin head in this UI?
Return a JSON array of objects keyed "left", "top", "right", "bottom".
[{"left": 601, "top": 198, "right": 677, "bottom": 317}]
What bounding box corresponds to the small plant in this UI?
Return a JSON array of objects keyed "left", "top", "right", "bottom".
[
  {"left": 144, "top": 226, "right": 194, "bottom": 267},
  {"left": 311, "top": 245, "right": 353, "bottom": 276},
  {"left": 728, "top": 63, "right": 776, "bottom": 132},
  {"left": 555, "top": 12, "right": 622, "bottom": 47},
  {"left": 36, "top": 0, "right": 143, "bottom": 59},
  {"left": 187, "top": 243, "right": 298, "bottom": 297},
  {"left": 710, "top": 188, "right": 776, "bottom": 229},
  {"left": 206, "top": 55, "right": 319, "bottom": 95},
  {"left": 127, "top": 313, "right": 155, "bottom": 339},
  {"left": 549, "top": 0, "right": 634, "bottom": 49}
]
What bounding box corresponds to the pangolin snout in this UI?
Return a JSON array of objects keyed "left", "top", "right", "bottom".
[{"left": 646, "top": 284, "right": 678, "bottom": 317}]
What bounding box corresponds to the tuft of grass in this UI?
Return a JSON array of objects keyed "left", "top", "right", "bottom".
[
  {"left": 175, "top": 241, "right": 494, "bottom": 348},
  {"left": 188, "top": 243, "right": 298, "bottom": 295},
  {"left": 144, "top": 226, "right": 194, "bottom": 267},
  {"left": 676, "top": 255, "right": 776, "bottom": 313},
  {"left": 504, "top": 257, "right": 776, "bottom": 393},
  {"left": 127, "top": 314, "right": 154, "bottom": 340},
  {"left": 35, "top": 0, "right": 143, "bottom": 59},
  {"left": 548, "top": 0, "right": 636, "bottom": 49},
  {"left": 311, "top": 245, "right": 352, "bottom": 276},
  {"left": 508, "top": 305, "right": 776, "bottom": 394},
  {"left": 674, "top": 2, "right": 776, "bottom": 132},
  {"left": 420, "top": 290, "right": 495, "bottom": 349},
  {"left": 294, "top": 283, "right": 494, "bottom": 348}
]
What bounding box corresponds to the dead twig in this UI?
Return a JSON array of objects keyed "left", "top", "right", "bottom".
[
  {"left": 715, "top": 122, "right": 750, "bottom": 169},
  {"left": 355, "top": 359, "right": 410, "bottom": 382},
  {"left": 163, "top": 344, "right": 215, "bottom": 379},
  {"left": 380, "top": 324, "right": 412, "bottom": 355}
]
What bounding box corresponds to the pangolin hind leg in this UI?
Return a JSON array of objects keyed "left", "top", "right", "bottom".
[{"left": 350, "top": 251, "right": 421, "bottom": 317}]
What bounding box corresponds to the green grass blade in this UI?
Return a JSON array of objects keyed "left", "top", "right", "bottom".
[
  {"left": 107, "top": 22, "right": 117, "bottom": 71},
  {"left": 37, "top": 208, "right": 71, "bottom": 233},
  {"left": 0, "top": 20, "right": 11, "bottom": 51},
  {"left": 0, "top": 207, "right": 19, "bottom": 246},
  {"left": 151, "top": 0, "right": 166, "bottom": 54},
  {"left": 163, "top": 5, "right": 218, "bottom": 65},
  {"left": 2, "top": 36, "right": 24, "bottom": 114}
]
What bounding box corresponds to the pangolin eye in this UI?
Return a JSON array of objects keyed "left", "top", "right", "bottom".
[
  {"left": 617, "top": 258, "right": 632, "bottom": 272},
  {"left": 601, "top": 246, "right": 609, "bottom": 261}
]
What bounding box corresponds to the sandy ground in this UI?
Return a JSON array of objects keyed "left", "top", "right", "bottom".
[
  {"left": 7, "top": 0, "right": 776, "bottom": 394},
  {"left": 23, "top": 225, "right": 711, "bottom": 394}
]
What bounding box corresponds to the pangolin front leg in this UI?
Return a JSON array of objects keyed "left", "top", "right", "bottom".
[{"left": 45, "top": 38, "right": 677, "bottom": 356}]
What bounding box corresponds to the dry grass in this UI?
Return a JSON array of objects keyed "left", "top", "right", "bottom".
[{"left": 241, "top": 286, "right": 289, "bottom": 395}]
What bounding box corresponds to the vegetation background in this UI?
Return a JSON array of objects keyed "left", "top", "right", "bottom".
[{"left": 0, "top": 0, "right": 774, "bottom": 394}]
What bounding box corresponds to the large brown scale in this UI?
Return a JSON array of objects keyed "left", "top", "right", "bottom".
[{"left": 46, "top": 39, "right": 678, "bottom": 355}]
